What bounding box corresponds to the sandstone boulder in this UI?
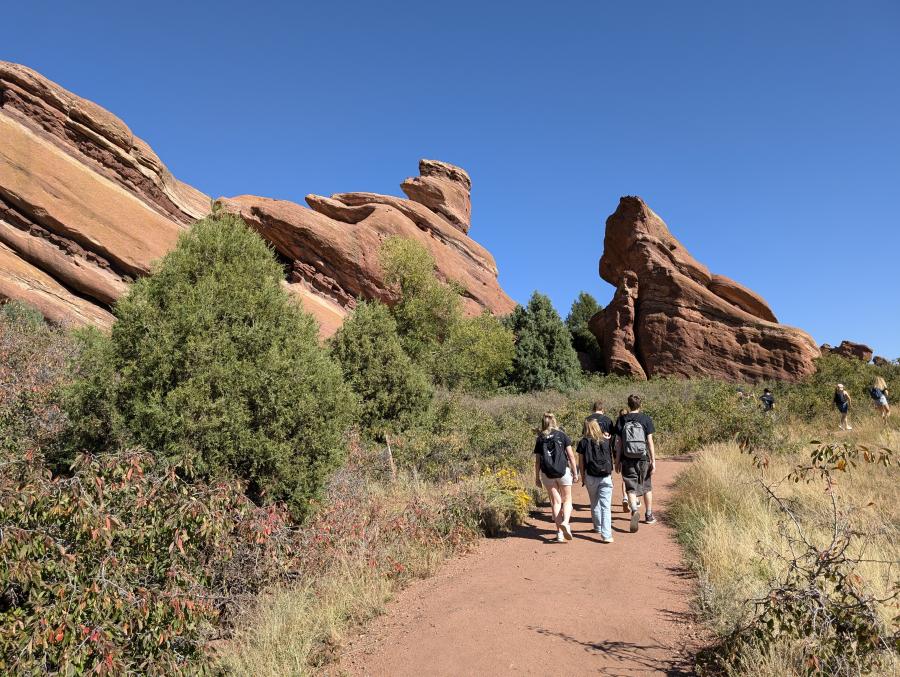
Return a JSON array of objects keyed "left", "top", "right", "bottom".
[
  {"left": 216, "top": 160, "right": 514, "bottom": 323},
  {"left": 0, "top": 61, "right": 513, "bottom": 335},
  {"left": 589, "top": 197, "right": 820, "bottom": 382},
  {"left": 873, "top": 355, "right": 892, "bottom": 367},
  {"left": 820, "top": 340, "right": 874, "bottom": 362}
]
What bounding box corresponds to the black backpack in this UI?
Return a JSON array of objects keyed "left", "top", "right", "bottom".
[
  {"left": 583, "top": 437, "right": 612, "bottom": 476},
  {"left": 539, "top": 432, "right": 568, "bottom": 479},
  {"left": 871, "top": 387, "right": 883, "bottom": 401}
]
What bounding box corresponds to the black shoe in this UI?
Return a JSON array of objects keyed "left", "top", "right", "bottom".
[{"left": 645, "top": 512, "right": 657, "bottom": 525}]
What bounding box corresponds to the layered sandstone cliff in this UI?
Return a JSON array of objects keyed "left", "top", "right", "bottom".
[
  {"left": 589, "top": 197, "right": 820, "bottom": 382},
  {"left": 0, "top": 62, "right": 513, "bottom": 335}
]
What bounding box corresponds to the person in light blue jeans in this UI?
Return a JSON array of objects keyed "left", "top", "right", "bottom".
[{"left": 576, "top": 419, "right": 615, "bottom": 543}]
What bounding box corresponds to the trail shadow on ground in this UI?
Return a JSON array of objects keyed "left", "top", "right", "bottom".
[{"left": 528, "top": 626, "right": 696, "bottom": 676}]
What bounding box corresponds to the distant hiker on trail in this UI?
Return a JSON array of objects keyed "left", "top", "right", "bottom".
[
  {"left": 615, "top": 395, "right": 656, "bottom": 532},
  {"left": 870, "top": 377, "right": 891, "bottom": 421},
  {"left": 534, "top": 413, "right": 579, "bottom": 543},
  {"left": 760, "top": 388, "right": 775, "bottom": 413},
  {"left": 834, "top": 383, "right": 852, "bottom": 430},
  {"left": 577, "top": 418, "right": 614, "bottom": 543}
]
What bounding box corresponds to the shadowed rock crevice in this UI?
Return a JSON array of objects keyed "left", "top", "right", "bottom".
[{"left": 589, "top": 196, "right": 819, "bottom": 382}]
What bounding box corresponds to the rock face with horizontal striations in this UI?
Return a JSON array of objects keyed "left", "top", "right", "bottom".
[
  {"left": 216, "top": 158, "right": 513, "bottom": 327},
  {"left": 589, "top": 196, "right": 820, "bottom": 382},
  {"left": 0, "top": 61, "right": 513, "bottom": 335}
]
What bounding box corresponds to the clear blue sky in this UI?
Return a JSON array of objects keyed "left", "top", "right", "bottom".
[{"left": 5, "top": 1, "right": 899, "bottom": 358}]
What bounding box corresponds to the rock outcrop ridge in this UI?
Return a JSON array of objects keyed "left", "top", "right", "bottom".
[
  {"left": 589, "top": 197, "right": 820, "bottom": 382},
  {"left": 820, "top": 340, "right": 874, "bottom": 362},
  {"left": 0, "top": 62, "right": 513, "bottom": 334}
]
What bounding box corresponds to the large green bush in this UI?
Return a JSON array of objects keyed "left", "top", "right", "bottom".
[
  {"left": 380, "top": 237, "right": 460, "bottom": 367},
  {"left": 330, "top": 301, "right": 432, "bottom": 435},
  {"left": 380, "top": 237, "right": 514, "bottom": 392},
  {"left": 504, "top": 292, "right": 582, "bottom": 392},
  {"left": 63, "top": 214, "right": 356, "bottom": 518},
  {"left": 435, "top": 311, "right": 515, "bottom": 393}
]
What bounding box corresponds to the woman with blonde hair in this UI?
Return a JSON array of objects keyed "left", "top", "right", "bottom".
[
  {"left": 577, "top": 418, "right": 614, "bottom": 543},
  {"left": 870, "top": 376, "right": 891, "bottom": 421},
  {"left": 533, "top": 413, "right": 578, "bottom": 542},
  {"left": 834, "top": 383, "right": 852, "bottom": 430}
]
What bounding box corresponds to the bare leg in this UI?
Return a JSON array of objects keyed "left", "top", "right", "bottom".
[
  {"left": 560, "top": 484, "right": 573, "bottom": 530},
  {"left": 644, "top": 490, "right": 653, "bottom": 516},
  {"left": 547, "top": 484, "right": 563, "bottom": 530}
]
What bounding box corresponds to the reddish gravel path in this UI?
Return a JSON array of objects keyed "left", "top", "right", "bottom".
[{"left": 340, "top": 456, "right": 703, "bottom": 676}]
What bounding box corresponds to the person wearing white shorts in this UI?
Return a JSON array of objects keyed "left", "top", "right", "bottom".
[{"left": 534, "top": 413, "right": 579, "bottom": 543}]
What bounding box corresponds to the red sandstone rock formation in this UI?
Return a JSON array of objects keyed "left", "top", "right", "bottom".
[
  {"left": 820, "top": 340, "right": 874, "bottom": 362},
  {"left": 0, "top": 62, "right": 513, "bottom": 334},
  {"left": 589, "top": 197, "right": 820, "bottom": 382},
  {"left": 216, "top": 161, "right": 512, "bottom": 327}
]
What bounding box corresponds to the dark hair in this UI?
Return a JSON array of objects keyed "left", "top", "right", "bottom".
[
  {"left": 763, "top": 388, "right": 771, "bottom": 394},
  {"left": 592, "top": 400, "right": 603, "bottom": 412},
  {"left": 627, "top": 394, "right": 642, "bottom": 410}
]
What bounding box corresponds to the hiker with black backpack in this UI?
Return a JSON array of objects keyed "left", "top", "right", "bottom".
[
  {"left": 615, "top": 395, "right": 657, "bottom": 533},
  {"left": 533, "top": 413, "right": 579, "bottom": 543},
  {"left": 834, "top": 383, "right": 852, "bottom": 430},
  {"left": 870, "top": 377, "right": 891, "bottom": 421},
  {"left": 577, "top": 418, "right": 614, "bottom": 543}
]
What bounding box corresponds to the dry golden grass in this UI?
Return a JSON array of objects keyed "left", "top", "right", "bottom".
[{"left": 673, "top": 414, "right": 900, "bottom": 675}]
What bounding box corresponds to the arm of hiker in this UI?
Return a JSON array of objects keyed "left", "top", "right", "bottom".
[
  {"left": 647, "top": 433, "right": 656, "bottom": 472},
  {"left": 533, "top": 455, "right": 541, "bottom": 488},
  {"left": 566, "top": 445, "right": 579, "bottom": 482},
  {"left": 577, "top": 453, "right": 585, "bottom": 486}
]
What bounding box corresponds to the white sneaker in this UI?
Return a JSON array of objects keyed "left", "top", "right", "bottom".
[{"left": 556, "top": 532, "right": 566, "bottom": 543}]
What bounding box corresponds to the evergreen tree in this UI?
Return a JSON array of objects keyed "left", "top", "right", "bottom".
[
  {"left": 330, "top": 301, "right": 432, "bottom": 435},
  {"left": 64, "top": 213, "right": 356, "bottom": 519},
  {"left": 566, "top": 291, "right": 603, "bottom": 369},
  {"left": 504, "top": 292, "right": 582, "bottom": 392}
]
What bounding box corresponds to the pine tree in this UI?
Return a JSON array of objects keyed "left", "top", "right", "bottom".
[
  {"left": 566, "top": 291, "right": 603, "bottom": 370},
  {"left": 504, "top": 292, "right": 582, "bottom": 392},
  {"left": 64, "top": 213, "right": 356, "bottom": 519}
]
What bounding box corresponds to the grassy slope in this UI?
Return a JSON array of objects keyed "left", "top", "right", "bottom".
[{"left": 671, "top": 415, "right": 899, "bottom": 676}]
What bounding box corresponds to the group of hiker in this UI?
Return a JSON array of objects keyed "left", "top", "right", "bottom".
[
  {"left": 533, "top": 396, "right": 654, "bottom": 544},
  {"left": 533, "top": 377, "right": 893, "bottom": 544},
  {"left": 833, "top": 376, "right": 892, "bottom": 429}
]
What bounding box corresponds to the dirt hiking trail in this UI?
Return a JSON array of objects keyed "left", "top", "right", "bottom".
[{"left": 340, "top": 457, "right": 704, "bottom": 676}]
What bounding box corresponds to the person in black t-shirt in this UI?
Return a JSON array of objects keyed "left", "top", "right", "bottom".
[
  {"left": 760, "top": 388, "right": 775, "bottom": 413},
  {"left": 833, "top": 383, "right": 852, "bottom": 430},
  {"left": 615, "top": 394, "right": 657, "bottom": 532},
  {"left": 576, "top": 418, "right": 614, "bottom": 542},
  {"left": 587, "top": 400, "right": 614, "bottom": 436},
  {"left": 612, "top": 406, "right": 631, "bottom": 513},
  {"left": 533, "top": 412, "right": 579, "bottom": 543}
]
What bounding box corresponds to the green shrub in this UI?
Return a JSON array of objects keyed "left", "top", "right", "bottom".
[
  {"left": 63, "top": 214, "right": 356, "bottom": 519},
  {"left": 776, "top": 354, "right": 900, "bottom": 423},
  {"left": 380, "top": 237, "right": 460, "bottom": 368},
  {"left": 0, "top": 450, "right": 301, "bottom": 676},
  {"left": 565, "top": 291, "right": 603, "bottom": 369},
  {"left": 504, "top": 292, "right": 582, "bottom": 393},
  {"left": 330, "top": 301, "right": 432, "bottom": 436},
  {"left": 0, "top": 302, "right": 76, "bottom": 462},
  {"left": 435, "top": 311, "right": 515, "bottom": 393},
  {"left": 380, "top": 237, "right": 514, "bottom": 392}
]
